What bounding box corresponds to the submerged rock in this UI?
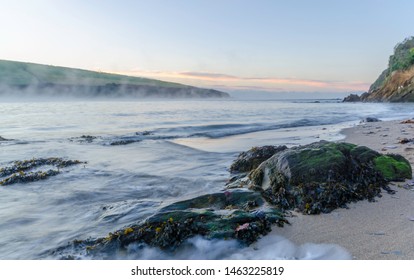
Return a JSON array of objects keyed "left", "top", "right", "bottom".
[
  {"left": 109, "top": 139, "right": 141, "bottom": 146},
  {"left": 0, "top": 157, "right": 85, "bottom": 186},
  {"left": 0, "top": 136, "right": 11, "bottom": 141},
  {"left": 69, "top": 135, "right": 99, "bottom": 143},
  {"left": 135, "top": 131, "right": 153, "bottom": 136},
  {"left": 0, "top": 170, "right": 60, "bottom": 186},
  {"left": 57, "top": 190, "right": 287, "bottom": 258},
  {"left": 244, "top": 141, "right": 411, "bottom": 214}
]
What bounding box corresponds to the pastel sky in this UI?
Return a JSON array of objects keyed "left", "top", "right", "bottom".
[{"left": 1, "top": 0, "right": 414, "bottom": 95}]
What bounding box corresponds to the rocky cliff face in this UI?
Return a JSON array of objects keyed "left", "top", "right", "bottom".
[
  {"left": 344, "top": 37, "right": 414, "bottom": 102},
  {"left": 362, "top": 65, "right": 414, "bottom": 102}
]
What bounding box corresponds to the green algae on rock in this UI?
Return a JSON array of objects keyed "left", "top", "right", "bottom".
[
  {"left": 59, "top": 190, "right": 287, "bottom": 258},
  {"left": 374, "top": 154, "right": 412, "bottom": 181},
  {"left": 241, "top": 141, "right": 411, "bottom": 214}
]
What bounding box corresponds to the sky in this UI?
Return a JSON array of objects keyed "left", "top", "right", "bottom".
[{"left": 1, "top": 0, "right": 414, "bottom": 96}]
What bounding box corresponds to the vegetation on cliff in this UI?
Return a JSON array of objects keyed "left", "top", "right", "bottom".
[
  {"left": 0, "top": 60, "right": 229, "bottom": 99},
  {"left": 344, "top": 37, "right": 414, "bottom": 102}
]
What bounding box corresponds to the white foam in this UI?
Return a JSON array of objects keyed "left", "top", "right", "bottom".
[{"left": 123, "top": 235, "right": 351, "bottom": 260}]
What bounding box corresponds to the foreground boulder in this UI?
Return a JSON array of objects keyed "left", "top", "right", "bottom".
[
  {"left": 56, "top": 190, "right": 287, "bottom": 259},
  {"left": 241, "top": 141, "right": 411, "bottom": 214}
]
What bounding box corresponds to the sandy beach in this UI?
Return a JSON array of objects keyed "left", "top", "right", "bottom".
[{"left": 275, "top": 119, "right": 414, "bottom": 259}]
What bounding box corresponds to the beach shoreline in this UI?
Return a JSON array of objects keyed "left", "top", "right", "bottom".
[{"left": 273, "top": 119, "right": 414, "bottom": 260}]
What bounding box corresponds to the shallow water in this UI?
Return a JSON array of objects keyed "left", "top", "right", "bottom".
[{"left": 1, "top": 99, "right": 413, "bottom": 259}]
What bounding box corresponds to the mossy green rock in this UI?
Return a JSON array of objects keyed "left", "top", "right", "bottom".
[
  {"left": 248, "top": 141, "right": 411, "bottom": 214},
  {"left": 374, "top": 154, "right": 412, "bottom": 181}
]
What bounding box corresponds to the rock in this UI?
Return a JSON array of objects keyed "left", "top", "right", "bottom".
[
  {"left": 230, "top": 145, "right": 287, "bottom": 174},
  {"left": 109, "top": 139, "right": 141, "bottom": 146},
  {"left": 69, "top": 135, "right": 98, "bottom": 143},
  {"left": 342, "top": 94, "right": 361, "bottom": 102},
  {"left": 400, "top": 119, "right": 414, "bottom": 124},
  {"left": 0, "top": 170, "right": 60, "bottom": 186},
  {"left": 399, "top": 138, "right": 412, "bottom": 144},
  {"left": 136, "top": 131, "right": 153, "bottom": 136},
  {"left": 374, "top": 154, "right": 412, "bottom": 181},
  {"left": 58, "top": 190, "right": 287, "bottom": 258},
  {"left": 361, "top": 117, "right": 381, "bottom": 123},
  {"left": 246, "top": 141, "right": 411, "bottom": 214},
  {"left": 0, "top": 136, "right": 11, "bottom": 141},
  {"left": 0, "top": 157, "right": 86, "bottom": 186}
]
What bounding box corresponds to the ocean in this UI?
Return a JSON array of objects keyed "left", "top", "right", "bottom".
[{"left": 1, "top": 98, "right": 414, "bottom": 259}]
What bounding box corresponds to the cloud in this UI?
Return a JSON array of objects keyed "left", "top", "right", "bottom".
[
  {"left": 108, "top": 69, "right": 370, "bottom": 92},
  {"left": 179, "top": 72, "right": 238, "bottom": 80}
]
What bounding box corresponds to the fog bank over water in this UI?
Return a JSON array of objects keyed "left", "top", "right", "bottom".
[{"left": 227, "top": 90, "right": 353, "bottom": 100}]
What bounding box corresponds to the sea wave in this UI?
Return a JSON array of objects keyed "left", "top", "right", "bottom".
[{"left": 119, "top": 235, "right": 351, "bottom": 260}]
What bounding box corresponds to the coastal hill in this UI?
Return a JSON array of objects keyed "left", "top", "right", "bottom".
[
  {"left": 0, "top": 60, "right": 229, "bottom": 99},
  {"left": 344, "top": 37, "right": 414, "bottom": 102}
]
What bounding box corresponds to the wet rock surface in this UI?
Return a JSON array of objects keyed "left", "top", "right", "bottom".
[
  {"left": 362, "top": 117, "right": 381, "bottom": 123},
  {"left": 55, "top": 190, "right": 287, "bottom": 259},
  {"left": 109, "top": 139, "right": 141, "bottom": 146},
  {"left": 69, "top": 134, "right": 145, "bottom": 146},
  {"left": 245, "top": 141, "right": 411, "bottom": 214},
  {"left": 342, "top": 93, "right": 361, "bottom": 102},
  {"left": 0, "top": 157, "right": 86, "bottom": 186},
  {"left": 69, "top": 135, "right": 100, "bottom": 143},
  {"left": 230, "top": 145, "right": 287, "bottom": 174}
]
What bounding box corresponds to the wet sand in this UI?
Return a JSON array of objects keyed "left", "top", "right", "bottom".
[{"left": 274, "top": 119, "right": 414, "bottom": 259}]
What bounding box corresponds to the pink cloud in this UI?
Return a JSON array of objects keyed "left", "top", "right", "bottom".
[{"left": 108, "top": 69, "right": 370, "bottom": 92}]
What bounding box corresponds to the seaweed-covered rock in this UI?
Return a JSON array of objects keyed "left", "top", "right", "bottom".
[
  {"left": 0, "top": 157, "right": 85, "bottom": 186},
  {"left": 135, "top": 131, "right": 153, "bottom": 136},
  {"left": 69, "top": 135, "right": 99, "bottom": 143},
  {"left": 230, "top": 145, "right": 287, "bottom": 173},
  {"left": 0, "top": 170, "right": 60, "bottom": 186},
  {"left": 58, "top": 190, "right": 287, "bottom": 258},
  {"left": 247, "top": 141, "right": 412, "bottom": 214},
  {"left": 109, "top": 139, "right": 141, "bottom": 146},
  {"left": 374, "top": 154, "right": 412, "bottom": 181}
]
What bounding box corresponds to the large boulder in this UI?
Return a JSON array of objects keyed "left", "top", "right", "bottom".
[
  {"left": 247, "top": 141, "right": 411, "bottom": 214},
  {"left": 56, "top": 190, "right": 287, "bottom": 259}
]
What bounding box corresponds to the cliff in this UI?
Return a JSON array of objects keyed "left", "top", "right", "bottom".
[
  {"left": 0, "top": 60, "right": 230, "bottom": 99},
  {"left": 344, "top": 37, "right": 414, "bottom": 102}
]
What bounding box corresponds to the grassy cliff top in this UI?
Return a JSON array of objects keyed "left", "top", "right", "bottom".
[
  {"left": 369, "top": 37, "right": 414, "bottom": 92},
  {"left": 0, "top": 59, "right": 185, "bottom": 88}
]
